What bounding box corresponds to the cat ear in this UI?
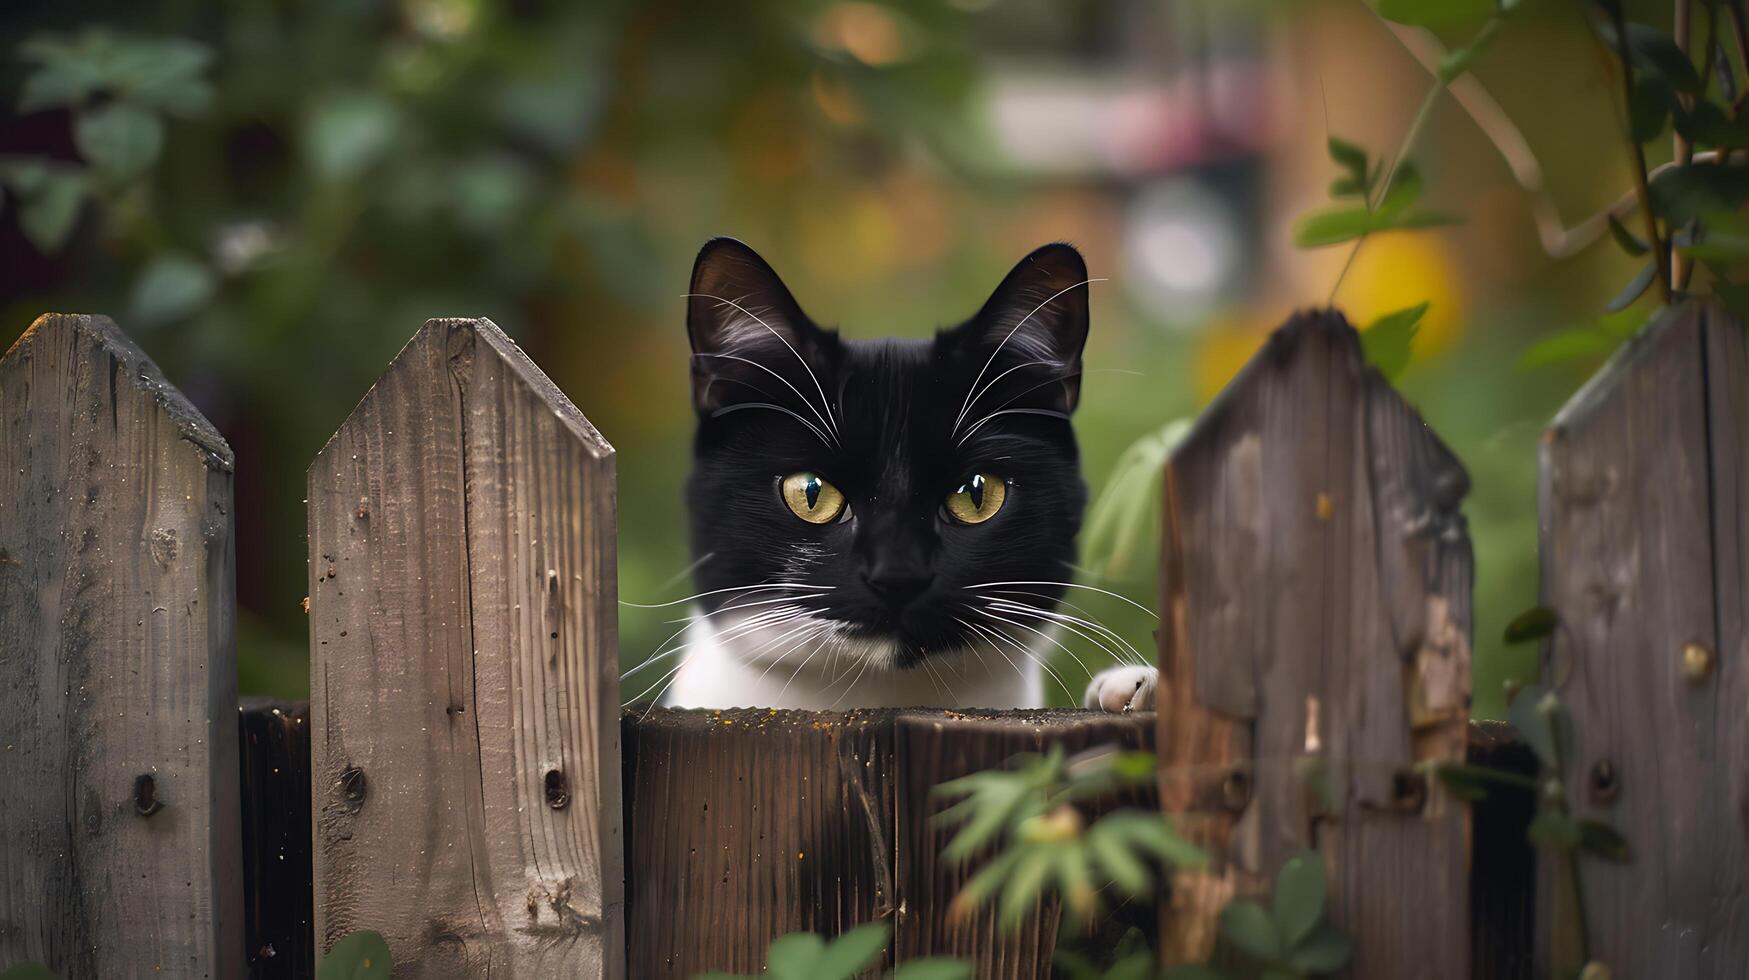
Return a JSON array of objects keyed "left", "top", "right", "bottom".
[
  {"left": 955, "top": 243, "right": 1091, "bottom": 413},
  {"left": 686, "top": 238, "right": 831, "bottom": 416}
]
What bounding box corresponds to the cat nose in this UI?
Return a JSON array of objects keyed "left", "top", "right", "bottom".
[{"left": 863, "top": 567, "right": 933, "bottom": 606}]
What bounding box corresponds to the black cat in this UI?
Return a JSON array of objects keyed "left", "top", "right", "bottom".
[{"left": 659, "top": 237, "right": 1155, "bottom": 710}]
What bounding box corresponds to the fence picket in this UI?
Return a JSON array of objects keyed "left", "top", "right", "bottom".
[
  {"left": 308, "top": 317, "right": 624, "bottom": 977},
  {"left": 0, "top": 314, "right": 243, "bottom": 978},
  {"left": 1156, "top": 310, "right": 1474, "bottom": 977}
]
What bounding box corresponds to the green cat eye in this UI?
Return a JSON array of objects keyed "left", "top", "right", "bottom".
[
  {"left": 945, "top": 473, "right": 1006, "bottom": 525},
  {"left": 780, "top": 472, "right": 847, "bottom": 524}
]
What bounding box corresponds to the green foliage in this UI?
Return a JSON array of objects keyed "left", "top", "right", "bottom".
[
  {"left": 1168, "top": 850, "right": 1353, "bottom": 980},
  {"left": 935, "top": 745, "right": 1204, "bottom": 929},
  {"left": 1501, "top": 605, "right": 1557, "bottom": 644},
  {"left": 1360, "top": 302, "right": 1428, "bottom": 380},
  {"left": 0, "top": 964, "right": 60, "bottom": 980},
  {"left": 1516, "top": 310, "right": 1645, "bottom": 371},
  {"left": 1083, "top": 418, "right": 1191, "bottom": 578},
  {"left": 696, "top": 922, "right": 972, "bottom": 980},
  {"left": 1292, "top": 158, "right": 1457, "bottom": 248},
  {"left": 319, "top": 930, "right": 392, "bottom": 980}
]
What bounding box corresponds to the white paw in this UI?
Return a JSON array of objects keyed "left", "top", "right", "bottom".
[{"left": 1082, "top": 665, "right": 1159, "bottom": 713}]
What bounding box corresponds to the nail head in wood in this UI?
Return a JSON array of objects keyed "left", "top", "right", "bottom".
[
  {"left": 1588, "top": 759, "right": 1620, "bottom": 806},
  {"left": 1682, "top": 641, "right": 1715, "bottom": 683}
]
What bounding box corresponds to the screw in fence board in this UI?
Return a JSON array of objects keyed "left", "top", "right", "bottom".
[
  {"left": 1537, "top": 301, "right": 1747, "bottom": 978},
  {"left": 308, "top": 318, "right": 624, "bottom": 977},
  {"left": 239, "top": 698, "right": 313, "bottom": 978},
  {"left": 0, "top": 314, "right": 244, "bottom": 977},
  {"left": 1157, "top": 310, "right": 1474, "bottom": 978},
  {"left": 621, "top": 708, "right": 1155, "bottom": 979}
]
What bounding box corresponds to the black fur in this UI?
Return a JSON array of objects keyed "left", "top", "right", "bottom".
[{"left": 683, "top": 238, "right": 1089, "bottom": 668}]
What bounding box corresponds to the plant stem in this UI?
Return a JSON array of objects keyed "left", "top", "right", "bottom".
[
  {"left": 1607, "top": 0, "right": 1676, "bottom": 304},
  {"left": 1674, "top": 0, "right": 1696, "bottom": 291},
  {"left": 1327, "top": 15, "right": 1503, "bottom": 305}
]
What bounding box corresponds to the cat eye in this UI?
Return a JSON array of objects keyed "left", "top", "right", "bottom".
[
  {"left": 780, "top": 472, "right": 848, "bottom": 524},
  {"left": 944, "top": 473, "right": 1006, "bottom": 525}
]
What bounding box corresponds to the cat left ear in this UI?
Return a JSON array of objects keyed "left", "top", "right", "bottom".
[
  {"left": 958, "top": 243, "right": 1091, "bottom": 413},
  {"left": 686, "top": 237, "right": 829, "bottom": 416}
]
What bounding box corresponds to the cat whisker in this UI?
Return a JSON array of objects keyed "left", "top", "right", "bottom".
[
  {"left": 964, "top": 580, "right": 1155, "bottom": 618},
  {"left": 621, "top": 582, "right": 833, "bottom": 609},
  {"left": 985, "top": 593, "right": 1148, "bottom": 666},
  {"left": 984, "top": 603, "right": 1146, "bottom": 671},
  {"left": 962, "top": 617, "right": 1072, "bottom": 702},
  {"left": 955, "top": 407, "right": 1072, "bottom": 445},
  {"left": 951, "top": 356, "right": 1055, "bottom": 439},
  {"left": 774, "top": 627, "right": 840, "bottom": 704},
  {"left": 696, "top": 351, "right": 840, "bottom": 447},
  {"left": 971, "top": 605, "right": 1096, "bottom": 683},
  {"left": 686, "top": 292, "right": 842, "bottom": 439},
  {"left": 950, "top": 277, "right": 1106, "bottom": 436},
  {"left": 954, "top": 369, "right": 1079, "bottom": 445},
  {"left": 750, "top": 618, "right": 836, "bottom": 684},
  {"left": 660, "top": 591, "right": 829, "bottom": 625},
  {"left": 622, "top": 603, "right": 811, "bottom": 681}
]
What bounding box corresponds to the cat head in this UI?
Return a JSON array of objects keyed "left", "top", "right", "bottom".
[{"left": 683, "top": 237, "right": 1089, "bottom": 672}]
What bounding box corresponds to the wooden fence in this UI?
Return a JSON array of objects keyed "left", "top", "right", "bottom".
[{"left": 0, "top": 303, "right": 1741, "bottom": 979}]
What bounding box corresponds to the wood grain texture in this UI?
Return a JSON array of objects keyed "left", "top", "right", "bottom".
[
  {"left": 1158, "top": 311, "right": 1473, "bottom": 977},
  {"left": 0, "top": 313, "right": 243, "bottom": 978},
  {"left": 309, "top": 318, "right": 624, "bottom": 977},
  {"left": 1539, "top": 301, "right": 1749, "bottom": 977},
  {"left": 622, "top": 708, "right": 1155, "bottom": 979},
  {"left": 239, "top": 699, "right": 313, "bottom": 978}
]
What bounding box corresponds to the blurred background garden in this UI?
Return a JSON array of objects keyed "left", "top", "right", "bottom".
[{"left": 0, "top": 0, "right": 1661, "bottom": 717}]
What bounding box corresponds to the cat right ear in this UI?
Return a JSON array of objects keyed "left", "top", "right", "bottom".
[{"left": 686, "top": 238, "right": 828, "bottom": 415}]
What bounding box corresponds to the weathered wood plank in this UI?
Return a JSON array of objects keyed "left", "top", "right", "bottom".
[
  {"left": 622, "top": 708, "right": 1156, "bottom": 979},
  {"left": 0, "top": 313, "right": 243, "bottom": 977},
  {"left": 1158, "top": 310, "right": 1473, "bottom": 977},
  {"left": 309, "top": 317, "right": 623, "bottom": 977},
  {"left": 239, "top": 698, "right": 313, "bottom": 978},
  {"left": 1539, "top": 301, "right": 1749, "bottom": 977}
]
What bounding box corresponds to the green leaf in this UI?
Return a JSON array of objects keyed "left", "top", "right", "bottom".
[
  {"left": 1272, "top": 851, "right": 1327, "bottom": 948},
  {"left": 766, "top": 931, "right": 827, "bottom": 980},
  {"left": 305, "top": 92, "right": 402, "bottom": 181},
  {"left": 1628, "top": 75, "right": 1672, "bottom": 143},
  {"left": 1086, "top": 822, "right": 1153, "bottom": 897},
  {"left": 1577, "top": 819, "right": 1632, "bottom": 862},
  {"left": 131, "top": 254, "right": 216, "bottom": 327},
  {"left": 1101, "top": 953, "right": 1157, "bottom": 980},
  {"left": 1528, "top": 808, "right": 1582, "bottom": 851},
  {"left": 6, "top": 166, "right": 87, "bottom": 253},
  {"left": 318, "top": 930, "right": 392, "bottom": 980},
  {"left": 1503, "top": 606, "right": 1556, "bottom": 644},
  {"left": 1606, "top": 213, "right": 1649, "bottom": 257},
  {"left": 1000, "top": 845, "right": 1059, "bottom": 928},
  {"left": 1650, "top": 162, "right": 1749, "bottom": 225},
  {"left": 1604, "top": 261, "right": 1657, "bottom": 312},
  {"left": 891, "top": 958, "right": 975, "bottom": 980},
  {"left": 1433, "top": 764, "right": 1496, "bottom": 802},
  {"left": 1373, "top": 0, "right": 1496, "bottom": 28},
  {"left": 1508, "top": 683, "right": 1557, "bottom": 769},
  {"left": 1097, "top": 811, "right": 1207, "bottom": 869},
  {"left": 1517, "top": 329, "right": 1621, "bottom": 370},
  {"left": 951, "top": 844, "right": 1026, "bottom": 915},
  {"left": 1679, "top": 210, "right": 1749, "bottom": 262},
  {"left": 1673, "top": 100, "right": 1749, "bottom": 149},
  {"left": 1326, "top": 136, "right": 1368, "bottom": 185},
  {"left": 1376, "top": 161, "right": 1424, "bottom": 218},
  {"left": 0, "top": 964, "right": 61, "bottom": 980},
  {"left": 1329, "top": 176, "right": 1365, "bottom": 199},
  {"left": 1361, "top": 302, "right": 1428, "bottom": 380},
  {"left": 107, "top": 37, "right": 214, "bottom": 116},
  {"left": 19, "top": 66, "right": 93, "bottom": 112},
  {"left": 816, "top": 922, "right": 891, "bottom": 980},
  {"left": 1290, "top": 924, "right": 1354, "bottom": 973},
  {"left": 74, "top": 102, "right": 163, "bottom": 181},
  {"left": 1386, "top": 209, "right": 1462, "bottom": 230},
  {"left": 1294, "top": 206, "right": 1376, "bottom": 248},
  {"left": 1219, "top": 900, "right": 1280, "bottom": 961},
  {"left": 1596, "top": 21, "right": 1703, "bottom": 94}
]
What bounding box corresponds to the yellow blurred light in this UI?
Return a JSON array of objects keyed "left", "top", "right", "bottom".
[
  {"left": 1192, "top": 312, "right": 1274, "bottom": 405},
  {"left": 815, "top": 2, "right": 908, "bottom": 66},
  {"left": 1330, "top": 231, "right": 1465, "bottom": 357}
]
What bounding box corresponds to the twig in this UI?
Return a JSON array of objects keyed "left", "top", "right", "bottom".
[
  {"left": 1674, "top": 0, "right": 1696, "bottom": 290},
  {"left": 1607, "top": 0, "right": 1675, "bottom": 302}
]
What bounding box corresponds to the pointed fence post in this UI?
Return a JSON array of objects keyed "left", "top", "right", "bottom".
[
  {"left": 1538, "top": 301, "right": 1748, "bottom": 978},
  {"left": 1157, "top": 311, "right": 1474, "bottom": 978},
  {"left": 308, "top": 318, "right": 624, "bottom": 977},
  {"left": 0, "top": 314, "right": 243, "bottom": 977}
]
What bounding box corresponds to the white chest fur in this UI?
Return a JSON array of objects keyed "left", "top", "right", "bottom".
[{"left": 662, "top": 607, "right": 1046, "bottom": 710}]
